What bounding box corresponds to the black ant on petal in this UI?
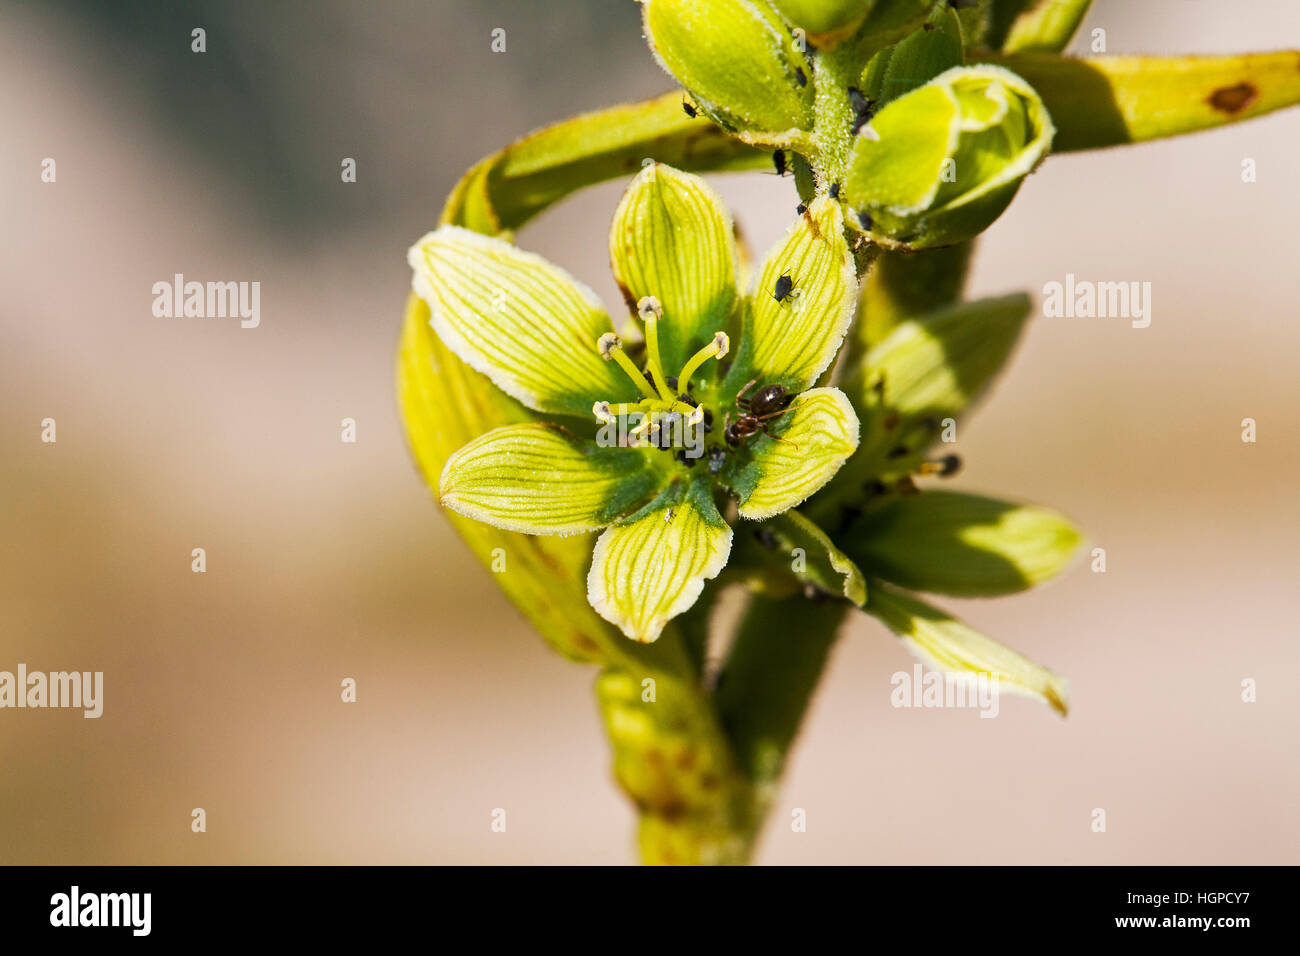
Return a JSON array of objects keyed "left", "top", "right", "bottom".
[{"left": 724, "top": 380, "right": 799, "bottom": 449}]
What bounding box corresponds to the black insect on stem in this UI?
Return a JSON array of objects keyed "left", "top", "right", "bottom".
[
  {"left": 829, "top": 182, "right": 841, "bottom": 200},
  {"left": 857, "top": 210, "right": 874, "bottom": 231},
  {"left": 794, "top": 66, "right": 807, "bottom": 87},
  {"left": 796, "top": 202, "right": 808, "bottom": 215},
  {"left": 773, "top": 150, "right": 789, "bottom": 176},
  {"left": 682, "top": 99, "right": 697, "bottom": 118},
  {"left": 848, "top": 86, "right": 877, "bottom": 136}
]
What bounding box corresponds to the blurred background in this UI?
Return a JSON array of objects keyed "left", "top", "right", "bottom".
[{"left": 1, "top": 0, "right": 1296, "bottom": 864}]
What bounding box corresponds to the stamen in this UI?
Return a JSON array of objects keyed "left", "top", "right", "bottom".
[
  {"left": 676, "top": 331, "right": 729, "bottom": 396},
  {"left": 597, "top": 331, "right": 658, "bottom": 401},
  {"left": 637, "top": 296, "right": 676, "bottom": 403}
]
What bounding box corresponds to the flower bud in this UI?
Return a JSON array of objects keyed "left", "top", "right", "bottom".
[
  {"left": 644, "top": 0, "right": 814, "bottom": 144},
  {"left": 768, "top": 0, "right": 873, "bottom": 43},
  {"left": 844, "top": 64, "right": 1054, "bottom": 249}
]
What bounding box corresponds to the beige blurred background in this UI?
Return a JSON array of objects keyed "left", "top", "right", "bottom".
[{"left": 1, "top": 0, "right": 1296, "bottom": 865}]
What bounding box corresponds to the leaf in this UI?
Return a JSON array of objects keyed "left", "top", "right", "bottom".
[
  {"left": 439, "top": 424, "right": 663, "bottom": 536},
  {"left": 982, "top": 51, "right": 1300, "bottom": 152},
  {"left": 848, "top": 292, "right": 1031, "bottom": 470},
  {"left": 763, "top": 509, "right": 867, "bottom": 605},
  {"left": 866, "top": 586, "right": 1069, "bottom": 715},
  {"left": 1000, "top": 0, "right": 1092, "bottom": 55},
  {"left": 728, "top": 197, "right": 857, "bottom": 393},
  {"left": 608, "top": 164, "right": 738, "bottom": 374},
  {"left": 588, "top": 478, "right": 734, "bottom": 643},
  {"left": 842, "top": 490, "right": 1083, "bottom": 596},
  {"left": 644, "top": 0, "right": 815, "bottom": 145},
  {"left": 729, "top": 387, "right": 860, "bottom": 520},
  {"left": 441, "top": 91, "right": 768, "bottom": 235},
  {"left": 409, "top": 226, "right": 627, "bottom": 418}
]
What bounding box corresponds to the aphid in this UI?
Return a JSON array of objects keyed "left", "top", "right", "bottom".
[
  {"left": 772, "top": 270, "right": 795, "bottom": 303},
  {"left": 796, "top": 202, "right": 808, "bottom": 215},
  {"left": 794, "top": 67, "right": 807, "bottom": 87},
  {"left": 848, "top": 86, "right": 877, "bottom": 136},
  {"left": 829, "top": 182, "right": 841, "bottom": 200},
  {"left": 773, "top": 150, "right": 789, "bottom": 176},
  {"left": 755, "top": 527, "right": 779, "bottom": 550},
  {"left": 724, "top": 380, "right": 798, "bottom": 448},
  {"left": 682, "top": 99, "right": 698, "bottom": 118},
  {"left": 707, "top": 447, "right": 727, "bottom": 474},
  {"left": 857, "top": 210, "right": 874, "bottom": 231}
]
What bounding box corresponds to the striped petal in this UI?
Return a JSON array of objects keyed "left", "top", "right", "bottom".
[
  {"left": 587, "top": 478, "right": 733, "bottom": 643},
  {"left": 728, "top": 387, "right": 860, "bottom": 520},
  {"left": 728, "top": 197, "right": 857, "bottom": 394},
  {"left": 609, "top": 164, "right": 738, "bottom": 374},
  {"left": 439, "top": 424, "right": 661, "bottom": 535},
  {"left": 409, "top": 226, "right": 626, "bottom": 417}
]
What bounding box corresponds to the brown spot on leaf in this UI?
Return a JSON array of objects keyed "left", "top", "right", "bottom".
[{"left": 1208, "top": 82, "right": 1258, "bottom": 115}]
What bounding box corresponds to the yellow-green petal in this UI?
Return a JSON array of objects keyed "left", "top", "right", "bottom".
[
  {"left": 409, "top": 226, "right": 626, "bottom": 417},
  {"left": 609, "top": 164, "right": 738, "bottom": 375},
  {"left": 867, "top": 586, "right": 1069, "bottom": 716},
  {"left": 588, "top": 479, "right": 733, "bottom": 643},
  {"left": 732, "top": 197, "right": 857, "bottom": 393},
  {"left": 731, "top": 387, "right": 860, "bottom": 520},
  {"left": 439, "top": 424, "right": 661, "bottom": 536},
  {"left": 843, "top": 490, "right": 1083, "bottom": 597}
]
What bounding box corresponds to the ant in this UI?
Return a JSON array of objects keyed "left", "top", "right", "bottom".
[
  {"left": 773, "top": 269, "right": 796, "bottom": 304},
  {"left": 724, "top": 380, "right": 799, "bottom": 448}
]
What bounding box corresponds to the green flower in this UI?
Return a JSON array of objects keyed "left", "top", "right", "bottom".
[{"left": 408, "top": 164, "right": 860, "bottom": 642}]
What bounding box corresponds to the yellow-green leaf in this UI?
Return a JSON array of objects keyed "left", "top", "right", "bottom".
[
  {"left": 849, "top": 292, "right": 1030, "bottom": 468},
  {"left": 1000, "top": 0, "right": 1091, "bottom": 55},
  {"left": 867, "top": 586, "right": 1069, "bottom": 715},
  {"left": 439, "top": 424, "right": 662, "bottom": 536},
  {"left": 588, "top": 478, "right": 733, "bottom": 643},
  {"left": 731, "top": 387, "right": 860, "bottom": 520},
  {"left": 408, "top": 226, "right": 626, "bottom": 417},
  {"left": 609, "top": 164, "right": 738, "bottom": 374},
  {"left": 983, "top": 51, "right": 1300, "bottom": 152},
  {"left": 843, "top": 490, "right": 1083, "bottom": 596},
  {"left": 765, "top": 509, "right": 867, "bottom": 605},
  {"left": 731, "top": 197, "right": 857, "bottom": 393},
  {"left": 441, "top": 91, "right": 767, "bottom": 235}
]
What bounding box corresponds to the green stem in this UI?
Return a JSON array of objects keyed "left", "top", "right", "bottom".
[{"left": 713, "top": 595, "right": 848, "bottom": 850}]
